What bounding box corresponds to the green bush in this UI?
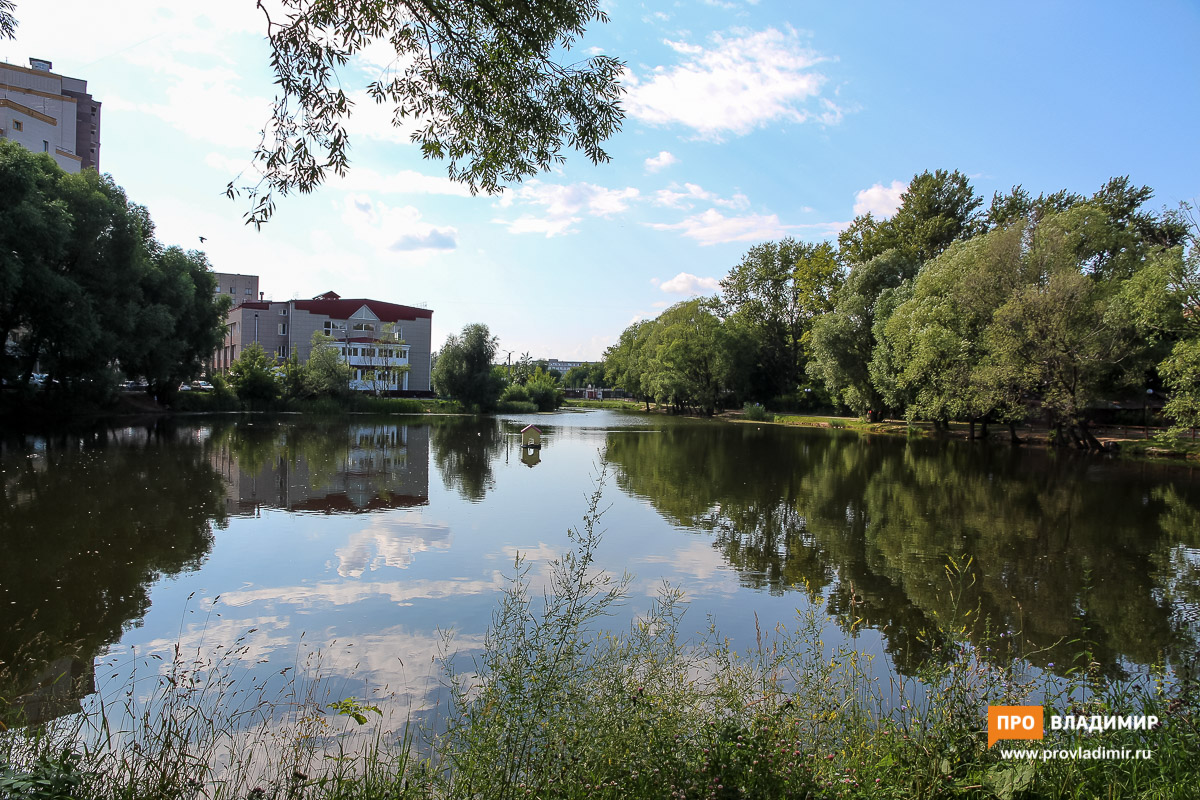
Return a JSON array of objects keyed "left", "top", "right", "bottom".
[
  {"left": 500, "top": 384, "right": 531, "bottom": 404},
  {"left": 742, "top": 402, "right": 773, "bottom": 422}
]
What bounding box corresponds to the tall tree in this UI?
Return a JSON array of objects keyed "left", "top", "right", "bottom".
[
  {"left": 720, "top": 238, "right": 840, "bottom": 400},
  {"left": 645, "top": 299, "right": 730, "bottom": 415},
  {"left": 809, "top": 250, "right": 917, "bottom": 419},
  {"left": 432, "top": 323, "right": 504, "bottom": 411},
  {"left": 232, "top": 0, "right": 624, "bottom": 225},
  {"left": 839, "top": 169, "right": 982, "bottom": 267},
  {"left": 0, "top": 141, "right": 230, "bottom": 407}
]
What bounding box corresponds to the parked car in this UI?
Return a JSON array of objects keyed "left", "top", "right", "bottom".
[{"left": 190, "top": 380, "right": 214, "bottom": 391}]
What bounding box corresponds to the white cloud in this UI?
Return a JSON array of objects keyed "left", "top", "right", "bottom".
[
  {"left": 342, "top": 194, "right": 458, "bottom": 254},
  {"left": 659, "top": 272, "right": 722, "bottom": 295},
  {"left": 653, "top": 182, "right": 749, "bottom": 210},
  {"left": 492, "top": 180, "right": 640, "bottom": 236},
  {"left": 853, "top": 180, "right": 907, "bottom": 218},
  {"left": 644, "top": 150, "right": 678, "bottom": 173},
  {"left": 647, "top": 208, "right": 791, "bottom": 246},
  {"left": 625, "top": 28, "right": 843, "bottom": 140}
]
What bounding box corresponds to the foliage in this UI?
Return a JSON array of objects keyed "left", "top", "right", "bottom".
[
  {"left": 0, "top": 141, "right": 227, "bottom": 409},
  {"left": 525, "top": 368, "right": 563, "bottom": 411},
  {"left": 741, "top": 402, "right": 773, "bottom": 422},
  {"left": 839, "top": 169, "right": 983, "bottom": 266},
  {"left": 226, "top": 342, "right": 281, "bottom": 404},
  {"left": 231, "top": 0, "right": 624, "bottom": 226},
  {"left": 432, "top": 323, "right": 504, "bottom": 411},
  {"left": 719, "top": 237, "right": 841, "bottom": 399},
  {"left": 644, "top": 299, "right": 731, "bottom": 415},
  {"left": 809, "top": 249, "right": 917, "bottom": 419},
  {"left": 304, "top": 332, "right": 352, "bottom": 399},
  {"left": 500, "top": 383, "right": 531, "bottom": 404}
]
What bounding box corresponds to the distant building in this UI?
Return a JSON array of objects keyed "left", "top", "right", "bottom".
[
  {"left": 545, "top": 358, "right": 595, "bottom": 372},
  {"left": 211, "top": 272, "right": 260, "bottom": 306},
  {"left": 1, "top": 58, "right": 101, "bottom": 172},
  {"left": 216, "top": 291, "right": 433, "bottom": 393}
]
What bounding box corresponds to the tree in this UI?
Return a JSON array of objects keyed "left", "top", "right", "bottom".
[
  {"left": 526, "top": 368, "right": 563, "bottom": 411},
  {"left": 809, "top": 249, "right": 917, "bottom": 419},
  {"left": 432, "top": 323, "right": 504, "bottom": 411},
  {"left": 0, "top": 142, "right": 227, "bottom": 405},
  {"left": 604, "top": 320, "right": 654, "bottom": 410},
  {"left": 227, "top": 342, "right": 281, "bottom": 404},
  {"left": 305, "top": 332, "right": 352, "bottom": 398},
  {"left": 880, "top": 223, "right": 1031, "bottom": 434},
  {"left": 232, "top": 0, "right": 624, "bottom": 226},
  {"left": 719, "top": 238, "right": 840, "bottom": 401},
  {"left": 838, "top": 169, "right": 982, "bottom": 267},
  {"left": 0, "top": 0, "right": 14, "bottom": 39},
  {"left": 645, "top": 299, "right": 731, "bottom": 415}
]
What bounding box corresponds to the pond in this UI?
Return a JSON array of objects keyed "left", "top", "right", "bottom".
[{"left": 3, "top": 410, "right": 1199, "bottom": 728}]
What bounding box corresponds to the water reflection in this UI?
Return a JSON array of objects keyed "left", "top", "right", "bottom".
[
  {"left": 5, "top": 412, "right": 1200, "bottom": 732},
  {"left": 211, "top": 420, "right": 429, "bottom": 514},
  {"left": 606, "top": 424, "right": 1200, "bottom": 677},
  {"left": 0, "top": 423, "right": 226, "bottom": 724}
]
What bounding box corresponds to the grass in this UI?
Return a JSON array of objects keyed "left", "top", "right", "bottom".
[{"left": 3, "top": 469, "right": 1198, "bottom": 799}]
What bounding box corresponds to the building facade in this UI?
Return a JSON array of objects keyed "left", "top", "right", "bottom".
[
  {"left": 211, "top": 272, "right": 260, "bottom": 307},
  {"left": 216, "top": 291, "right": 433, "bottom": 393},
  {"left": 1, "top": 58, "right": 100, "bottom": 172}
]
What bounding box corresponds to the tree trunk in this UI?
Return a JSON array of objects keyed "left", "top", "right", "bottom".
[
  {"left": 1078, "top": 420, "right": 1104, "bottom": 452},
  {"left": 979, "top": 420, "right": 989, "bottom": 439},
  {"left": 1008, "top": 422, "right": 1023, "bottom": 444},
  {"left": 968, "top": 419, "right": 976, "bottom": 440}
]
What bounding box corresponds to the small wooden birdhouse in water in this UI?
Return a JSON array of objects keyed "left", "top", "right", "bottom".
[{"left": 521, "top": 424, "right": 542, "bottom": 449}]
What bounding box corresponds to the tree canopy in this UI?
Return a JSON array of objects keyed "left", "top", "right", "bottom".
[
  {"left": 232, "top": 0, "right": 625, "bottom": 226},
  {"left": 0, "top": 141, "right": 228, "bottom": 406},
  {"left": 432, "top": 323, "right": 504, "bottom": 411}
]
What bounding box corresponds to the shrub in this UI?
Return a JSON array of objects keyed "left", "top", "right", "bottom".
[
  {"left": 742, "top": 402, "right": 773, "bottom": 422},
  {"left": 500, "top": 384, "right": 531, "bottom": 404}
]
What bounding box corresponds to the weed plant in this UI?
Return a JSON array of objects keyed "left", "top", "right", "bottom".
[{"left": 2, "top": 471, "right": 1198, "bottom": 799}]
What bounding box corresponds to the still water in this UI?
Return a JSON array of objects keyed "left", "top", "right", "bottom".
[{"left": 3, "top": 411, "right": 1199, "bottom": 726}]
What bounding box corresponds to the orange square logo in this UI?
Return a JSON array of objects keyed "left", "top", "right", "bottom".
[{"left": 988, "top": 705, "right": 1044, "bottom": 748}]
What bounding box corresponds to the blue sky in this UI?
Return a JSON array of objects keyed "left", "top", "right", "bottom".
[{"left": 6, "top": 0, "right": 1199, "bottom": 359}]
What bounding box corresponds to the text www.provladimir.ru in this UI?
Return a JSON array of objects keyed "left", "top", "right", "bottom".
[{"left": 999, "top": 747, "right": 1153, "bottom": 761}]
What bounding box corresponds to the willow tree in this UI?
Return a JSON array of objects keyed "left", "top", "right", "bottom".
[{"left": 232, "top": 0, "right": 625, "bottom": 225}]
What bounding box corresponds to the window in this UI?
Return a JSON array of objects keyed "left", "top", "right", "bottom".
[
  {"left": 214, "top": 286, "right": 222, "bottom": 293},
  {"left": 245, "top": 287, "right": 252, "bottom": 295},
  {"left": 352, "top": 322, "right": 375, "bottom": 332},
  {"left": 229, "top": 286, "right": 235, "bottom": 293},
  {"left": 12, "top": 120, "right": 22, "bottom": 131},
  {"left": 277, "top": 345, "right": 288, "bottom": 358},
  {"left": 279, "top": 307, "right": 287, "bottom": 316},
  {"left": 43, "top": 140, "right": 49, "bottom": 152},
  {"left": 323, "top": 320, "right": 346, "bottom": 334},
  {"left": 278, "top": 323, "right": 288, "bottom": 336}
]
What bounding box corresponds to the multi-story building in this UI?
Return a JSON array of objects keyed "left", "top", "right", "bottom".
[
  {"left": 1, "top": 58, "right": 100, "bottom": 172},
  {"left": 211, "top": 272, "right": 260, "bottom": 307},
  {"left": 216, "top": 291, "right": 433, "bottom": 393}
]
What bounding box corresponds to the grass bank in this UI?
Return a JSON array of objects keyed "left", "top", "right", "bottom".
[{"left": 3, "top": 470, "right": 1197, "bottom": 799}]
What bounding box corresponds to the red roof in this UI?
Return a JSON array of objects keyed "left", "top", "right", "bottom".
[
  {"left": 233, "top": 301, "right": 270, "bottom": 310},
  {"left": 292, "top": 298, "right": 432, "bottom": 321}
]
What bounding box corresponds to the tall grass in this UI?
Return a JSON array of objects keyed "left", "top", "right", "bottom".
[{"left": 3, "top": 471, "right": 1198, "bottom": 799}]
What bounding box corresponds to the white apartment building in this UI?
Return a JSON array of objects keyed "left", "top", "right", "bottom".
[{"left": 1, "top": 58, "right": 101, "bottom": 173}]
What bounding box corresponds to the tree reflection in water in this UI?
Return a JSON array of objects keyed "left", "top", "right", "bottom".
[
  {"left": 606, "top": 424, "right": 1200, "bottom": 677},
  {"left": 0, "top": 422, "right": 227, "bottom": 725}
]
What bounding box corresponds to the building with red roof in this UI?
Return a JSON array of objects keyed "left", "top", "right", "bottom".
[{"left": 215, "top": 291, "right": 433, "bottom": 393}]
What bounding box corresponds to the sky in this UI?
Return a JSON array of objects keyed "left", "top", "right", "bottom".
[{"left": 4, "top": 1, "right": 1199, "bottom": 360}]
